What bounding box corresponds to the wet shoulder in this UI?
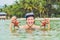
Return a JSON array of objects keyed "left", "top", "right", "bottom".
[{"left": 33, "top": 25, "right": 40, "bottom": 29}]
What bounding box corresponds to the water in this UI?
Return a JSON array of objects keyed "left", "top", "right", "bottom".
[{"left": 0, "top": 20, "right": 60, "bottom": 40}]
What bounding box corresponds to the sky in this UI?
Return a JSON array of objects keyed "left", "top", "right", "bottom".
[{"left": 0, "top": 0, "right": 19, "bottom": 8}]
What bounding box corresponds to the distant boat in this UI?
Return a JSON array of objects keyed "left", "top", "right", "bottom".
[{"left": 0, "top": 12, "right": 7, "bottom": 19}]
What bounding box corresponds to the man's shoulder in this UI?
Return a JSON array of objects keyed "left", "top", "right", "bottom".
[
  {"left": 33, "top": 25, "right": 40, "bottom": 29},
  {"left": 34, "top": 25, "right": 40, "bottom": 27}
]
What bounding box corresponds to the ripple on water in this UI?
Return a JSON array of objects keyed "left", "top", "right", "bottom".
[{"left": 0, "top": 20, "right": 60, "bottom": 40}]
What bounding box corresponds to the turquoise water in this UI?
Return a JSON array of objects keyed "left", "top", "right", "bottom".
[{"left": 0, "top": 20, "right": 60, "bottom": 40}]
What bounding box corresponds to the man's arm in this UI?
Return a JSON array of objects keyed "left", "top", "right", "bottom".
[{"left": 9, "top": 23, "right": 13, "bottom": 32}]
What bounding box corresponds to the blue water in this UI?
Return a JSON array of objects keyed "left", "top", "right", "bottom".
[{"left": 0, "top": 20, "right": 60, "bottom": 40}]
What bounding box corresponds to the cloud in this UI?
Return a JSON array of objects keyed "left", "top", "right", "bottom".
[{"left": 0, "top": 0, "right": 16, "bottom": 6}]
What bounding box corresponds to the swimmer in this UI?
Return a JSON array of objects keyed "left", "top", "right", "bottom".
[
  {"left": 41, "top": 18, "right": 50, "bottom": 30},
  {"left": 9, "top": 16, "right": 19, "bottom": 32},
  {"left": 20, "top": 12, "right": 40, "bottom": 33}
]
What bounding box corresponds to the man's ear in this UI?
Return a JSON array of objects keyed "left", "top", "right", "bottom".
[{"left": 34, "top": 21, "right": 35, "bottom": 24}]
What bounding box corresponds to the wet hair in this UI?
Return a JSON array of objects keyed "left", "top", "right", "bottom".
[
  {"left": 26, "top": 15, "right": 34, "bottom": 19},
  {"left": 25, "top": 12, "right": 35, "bottom": 19}
]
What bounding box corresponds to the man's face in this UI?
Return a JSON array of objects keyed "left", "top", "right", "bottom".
[{"left": 26, "top": 16, "right": 34, "bottom": 27}]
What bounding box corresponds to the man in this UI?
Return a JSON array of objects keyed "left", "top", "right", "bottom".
[
  {"left": 10, "top": 16, "right": 19, "bottom": 32},
  {"left": 20, "top": 12, "right": 40, "bottom": 33},
  {"left": 41, "top": 18, "right": 50, "bottom": 30}
]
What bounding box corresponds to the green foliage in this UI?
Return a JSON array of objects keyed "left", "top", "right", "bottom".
[{"left": 1, "top": 0, "right": 60, "bottom": 18}]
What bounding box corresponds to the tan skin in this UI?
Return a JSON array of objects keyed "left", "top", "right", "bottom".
[
  {"left": 41, "top": 18, "right": 50, "bottom": 31},
  {"left": 20, "top": 16, "right": 40, "bottom": 33},
  {"left": 10, "top": 16, "right": 19, "bottom": 32}
]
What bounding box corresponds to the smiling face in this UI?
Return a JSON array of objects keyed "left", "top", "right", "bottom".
[{"left": 26, "top": 16, "right": 35, "bottom": 27}]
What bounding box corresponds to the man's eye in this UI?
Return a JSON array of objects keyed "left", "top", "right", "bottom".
[
  {"left": 28, "top": 19, "right": 33, "bottom": 20},
  {"left": 28, "top": 19, "right": 30, "bottom": 20}
]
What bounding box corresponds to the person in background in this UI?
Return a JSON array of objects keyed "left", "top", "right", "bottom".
[
  {"left": 41, "top": 18, "right": 50, "bottom": 30},
  {"left": 9, "top": 16, "right": 19, "bottom": 32}
]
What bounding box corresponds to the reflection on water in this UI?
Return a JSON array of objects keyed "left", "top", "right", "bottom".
[{"left": 0, "top": 20, "right": 60, "bottom": 40}]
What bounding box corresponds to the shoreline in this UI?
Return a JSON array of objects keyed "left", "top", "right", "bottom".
[
  {"left": 0, "top": 18, "right": 60, "bottom": 20},
  {"left": 18, "top": 18, "right": 60, "bottom": 20}
]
